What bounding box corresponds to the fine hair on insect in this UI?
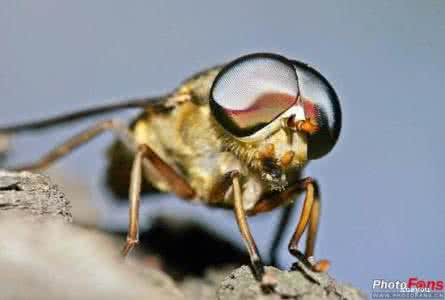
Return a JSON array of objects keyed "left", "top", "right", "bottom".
[{"left": 0, "top": 52, "right": 342, "bottom": 283}]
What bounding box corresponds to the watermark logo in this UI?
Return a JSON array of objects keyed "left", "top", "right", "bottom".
[{"left": 372, "top": 278, "right": 444, "bottom": 299}]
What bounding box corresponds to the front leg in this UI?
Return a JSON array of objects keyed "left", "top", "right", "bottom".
[
  {"left": 231, "top": 171, "right": 265, "bottom": 281},
  {"left": 288, "top": 178, "right": 330, "bottom": 272},
  {"left": 249, "top": 177, "right": 330, "bottom": 273}
]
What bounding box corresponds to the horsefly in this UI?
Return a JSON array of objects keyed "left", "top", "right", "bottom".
[{"left": 0, "top": 53, "right": 341, "bottom": 282}]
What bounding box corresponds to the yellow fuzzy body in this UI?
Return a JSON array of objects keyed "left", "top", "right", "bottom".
[{"left": 117, "top": 66, "right": 308, "bottom": 211}]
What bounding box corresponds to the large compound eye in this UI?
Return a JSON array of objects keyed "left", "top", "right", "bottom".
[
  {"left": 292, "top": 61, "right": 342, "bottom": 159},
  {"left": 210, "top": 53, "right": 299, "bottom": 137}
]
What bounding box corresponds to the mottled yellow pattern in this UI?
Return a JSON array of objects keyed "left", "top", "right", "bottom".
[{"left": 111, "top": 66, "right": 308, "bottom": 210}]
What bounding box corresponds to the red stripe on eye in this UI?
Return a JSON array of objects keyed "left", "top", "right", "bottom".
[
  {"left": 303, "top": 99, "right": 318, "bottom": 119},
  {"left": 225, "top": 92, "right": 296, "bottom": 115}
]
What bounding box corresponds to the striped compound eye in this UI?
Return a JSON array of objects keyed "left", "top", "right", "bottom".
[
  {"left": 210, "top": 53, "right": 300, "bottom": 137},
  {"left": 291, "top": 60, "right": 342, "bottom": 159}
]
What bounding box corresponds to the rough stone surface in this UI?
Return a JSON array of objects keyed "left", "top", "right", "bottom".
[
  {"left": 179, "top": 266, "right": 235, "bottom": 300},
  {"left": 0, "top": 170, "right": 72, "bottom": 222},
  {"left": 0, "top": 170, "right": 184, "bottom": 300},
  {"left": 0, "top": 170, "right": 368, "bottom": 300},
  {"left": 47, "top": 169, "right": 100, "bottom": 227},
  {"left": 217, "top": 265, "right": 368, "bottom": 300}
]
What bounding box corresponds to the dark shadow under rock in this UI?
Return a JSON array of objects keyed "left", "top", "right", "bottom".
[
  {"left": 117, "top": 218, "right": 368, "bottom": 299},
  {"left": 0, "top": 169, "right": 368, "bottom": 300},
  {"left": 134, "top": 217, "right": 251, "bottom": 280}
]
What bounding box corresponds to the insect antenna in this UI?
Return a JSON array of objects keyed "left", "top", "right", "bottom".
[{"left": 0, "top": 97, "right": 161, "bottom": 134}]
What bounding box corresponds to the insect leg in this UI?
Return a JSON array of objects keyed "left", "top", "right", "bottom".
[
  {"left": 207, "top": 170, "right": 238, "bottom": 204},
  {"left": 247, "top": 185, "right": 302, "bottom": 216},
  {"left": 121, "top": 143, "right": 196, "bottom": 256},
  {"left": 247, "top": 183, "right": 305, "bottom": 267},
  {"left": 8, "top": 119, "right": 136, "bottom": 172},
  {"left": 6, "top": 117, "right": 196, "bottom": 256},
  {"left": 138, "top": 144, "right": 195, "bottom": 199},
  {"left": 246, "top": 178, "right": 329, "bottom": 272},
  {"left": 304, "top": 181, "right": 320, "bottom": 258},
  {"left": 232, "top": 172, "right": 265, "bottom": 280},
  {"left": 121, "top": 145, "right": 144, "bottom": 256},
  {"left": 303, "top": 182, "right": 330, "bottom": 272},
  {"left": 288, "top": 178, "right": 314, "bottom": 255},
  {"left": 288, "top": 178, "right": 330, "bottom": 272}
]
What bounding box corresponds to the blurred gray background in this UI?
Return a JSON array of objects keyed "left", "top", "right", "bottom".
[{"left": 1, "top": 0, "right": 444, "bottom": 294}]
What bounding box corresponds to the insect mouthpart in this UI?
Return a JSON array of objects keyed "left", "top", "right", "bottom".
[
  {"left": 261, "top": 163, "right": 287, "bottom": 191},
  {"left": 257, "top": 143, "right": 288, "bottom": 190},
  {"left": 285, "top": 114, "right": 319, "bottom": 135},
  {"left": 262, "top": 157, "right": 283, "bottom": 179}
]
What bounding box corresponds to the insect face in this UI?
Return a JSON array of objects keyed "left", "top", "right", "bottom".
[{"left": 209, "top": 53, "right": 341, "bottom": 163}]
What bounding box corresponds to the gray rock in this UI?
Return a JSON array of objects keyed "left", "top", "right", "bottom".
[
  {"left": 179, "top": 266, "right": 235, "bottom": 300},
  {"left": 0, "top": 215, "right": 185, "bottom": 300},
  {"left": 0, "top": 170, "right": 72, "bottom": 222},
  {"left": 0, "top": 170, "right": 367, "bottom": 300},
  {"left": 0, "top": 170, "right": 185, "bottom": 300},
  {"left": 217, "top": 265, "right": 368, "bottom": 300}
]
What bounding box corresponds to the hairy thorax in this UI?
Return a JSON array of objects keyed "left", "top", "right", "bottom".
[{"left": 131, "top": 97, "right": 307, "bottom": 211}]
